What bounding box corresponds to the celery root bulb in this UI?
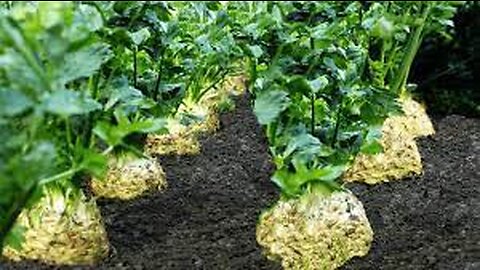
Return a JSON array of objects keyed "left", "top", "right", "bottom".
[
  {"left": 344, "top": 96, "right": 433, "bottom": 184},
  {"left": 144, "top": 132, "right": 201, "bottom": 156},
  {"left": 257, "top": 190, "right": 373, "bottom": 270},
  {"left": 2, "top": 187, "right": 109, "bottom": 265},
  {"left": 90, "top": 155, "right": 167, "bottom": 200},
  {"left": 143, "top": 74, "right": 245, "bottom": 156}
]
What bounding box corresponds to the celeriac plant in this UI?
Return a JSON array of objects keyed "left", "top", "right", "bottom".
[
  {"left": 236, "top": 1, "right": 462, "bottom": 198},
  {"left": 230, "top": 1, "right": 399, "bottom": 197},
  {"left": 0, "top": 1, "right": 165, "bottom": 252},
  {"left": 362, "top": 1, "right": 463, "bottom": 94},
  {"left": 92, "top": 1, "right": 243, "bottom": 131}
]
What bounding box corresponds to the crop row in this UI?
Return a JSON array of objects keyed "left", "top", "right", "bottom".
[{"left": 0, "top": 1, "right": 463, "bottom": 269}]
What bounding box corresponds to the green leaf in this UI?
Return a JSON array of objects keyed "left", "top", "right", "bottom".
[
  {"left": 360, "top": 126, "right": 384, "bottom": 155},
  {"left": 93, "top": 118, "right": 167, "bottom": 147},
  {"left": 127, "top": 120, "right": 164, "bottom": 134},
  {"left": 105, "top": 77, "right": 147, "bottom": 110},
  {"left": 57, "top": 43, "right": 112, "bottom": 85},
  {"left": 82, "top": 150, "right": 107, "bottom": 178},
  {"left": 284, "top": 133, "right": 333, "bottom": 158},
  {"left": 310, "top": 180, "right": 344, "bottom": 195},
  {"left": 287, "top": 76, "right": 312, "bottom": 95},
  {"left": 254, "top": 90, "right": 290, "bottom": 125},
  {"left": 42, "top": 89, "right": 102, "bottom": 117},
  {"left": 113, "top": 108, "right": 129, "bottom": 126},
  {"left": 129, "top": 28, "right": 151, "bottom": 46},
  {"left": 272, "top": 168, "right": 303, "bottom": 196},
  {"left": 323, "top": 57, "right": 346, "bottom": 81},
  {"left": 0, "top": 90, "right": 33, "bottom": 116},
  {"left": 23, "top": 186, "right": 43, "bottom": 209},
  {"left": 93, "top": 121, "right": 125, "bottom": 146},
  {"left": 22, "top": 142, "right": 57, "bottom": 180},
  {"left": 272, "top": 165, "right": 345, "bottom": 196},
  {"left": 311, "top": 165, "right": 346, "bottom": 182},
  {"left": 37, "top": 2, "right": 72, "bottom": 29},
  {"left": 280, "top": 132, "right": 335, "bottom": 167},
  {"left": 371, "top": 16, "right": 394, "bottom": 39},
  {"left": 247, "top": 45, "right": 263, "bottom": 59},
  {"left": 195, "top": 34, "right": 213, "bottom": 53},
  {"left": 309, "top": 76, "right": 329, "bottom": 93},
  {"left": 75, "top": 3, "right": 104, "bottom": 32},
  {"left": 127, "top": 98, "right": 156, "bottom": 110},
  {"left": 361, "top": 140, "right": 383, "bottom": 155},
  {"left": 206, "top": 1, "right": 221, "bottom": 11},
  {"left": 284, "top": 133, "right": 319, "bottom": 158},
  {"left": 72, "top": 141, "right": 107, "bottom": 179},
  {"left": 137, "top": 118, "right": 168, "bottom": 133},
  {"left": 272, "top": 5, "right": 283, "bottom": 23},
  {"left": 4, "top": 224, "right": 26, "bottom": 251},
  {"left": 311, "top": 23, "right": 329, "bottom": 39},
  {"left": 108, "top": 28, "right": 133, "bottom": 46}
]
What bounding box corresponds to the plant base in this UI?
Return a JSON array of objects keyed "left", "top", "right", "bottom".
[
  {"left": 90, "top": 155, "right": 167, "bottom": 200},
  {"left": 144, "top": 132, "right": 201, "bottom": 156},
  {"left": 344, "top": 97, "right": 432, "bottom": 184},
  {"left": 398, "top": 96, "right": 435, "bottom": 137},
  {"left": 344, "top": 119, "right": 423, "bottom": 184},
  {"left": 143, "top": 74, "right": 245, "bottom": 157},
  {"left": 257, "top": 191, "right": 373, "bottom": 270},
  {"left": 2, "top": 187, "right": 109, "bottom": 265},
  {"left": 221, "top": 75, "right": 246, "bottom": 97},
  {"left": 177, "top": 107, "right": 221, "bottom": 136}
]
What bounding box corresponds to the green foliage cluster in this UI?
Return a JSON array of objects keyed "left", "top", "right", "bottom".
[
  {"left": 0, "top": 1, "right": 242, "bottom": 251},
  {"left": 235, "top": 1, "right": 463, "bottom": 197}
]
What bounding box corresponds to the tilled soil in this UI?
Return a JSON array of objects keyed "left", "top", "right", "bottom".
[
  {"left": 94, "top": 94, "right": 282, "bottom": 269},
  {"left": 342, "top": 115, "right": 480, "bottom": 270},
  {"left": 2, "top": 98, "right": 479, "bottom": 270}
]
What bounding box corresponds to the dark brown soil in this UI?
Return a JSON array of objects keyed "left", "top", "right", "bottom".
[
  {"left": 94, "top": 94, "right": 282, "bottom": 269},
  {"left": 342, "top": 115, "right": 480, "bottom": 270},
  {"left": 2, "top": 98, "right": 479, "bottom": 270}
]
